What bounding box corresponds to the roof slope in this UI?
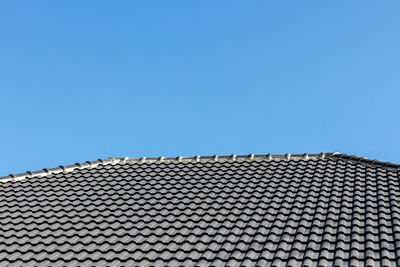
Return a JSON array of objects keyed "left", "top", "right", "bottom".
[{"left": 0, "top": 153, "right": 399, "bottom": 266}]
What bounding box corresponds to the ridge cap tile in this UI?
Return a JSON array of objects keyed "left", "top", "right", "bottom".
[{"left": 1, "top": 152, "right": 399, "bottom": 183}]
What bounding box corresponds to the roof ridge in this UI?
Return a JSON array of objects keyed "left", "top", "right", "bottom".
[
  {"left": 330, "top": 152, "right": 400, "bottom": 170},
  {"left": 1, "top": 152, "right": 398, "bottom": 183}
]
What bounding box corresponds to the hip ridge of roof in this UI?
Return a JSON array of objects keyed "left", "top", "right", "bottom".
[{"left": 1, "top": 152, "right": 398, "bottom": 183}]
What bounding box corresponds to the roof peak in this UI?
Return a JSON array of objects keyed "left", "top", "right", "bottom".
[{"left": 1, "top": 152, "right": 398, "bottom": 183}]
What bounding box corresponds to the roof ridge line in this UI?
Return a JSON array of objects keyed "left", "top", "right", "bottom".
[
  {"left": 123, "top": 153, "right": 331, "bottom": 164},
  {"left": 1, "top": 152, "right": 398, "bottom": 183},
  {"left": 1, "top": 157, "right": 120, "bottom": 183},
  {"left": 330, "top": 152, "right": 400, "bottom": 170},
  {"left": 0, "top": 153, "right": 331, "bottom": 182}
]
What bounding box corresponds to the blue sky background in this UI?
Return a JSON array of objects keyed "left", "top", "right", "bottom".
[{"left": 0, "top": 1, "right": 399, "bottom": 176}]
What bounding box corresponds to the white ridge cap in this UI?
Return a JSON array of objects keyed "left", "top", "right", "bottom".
[{"left": 1, "top": 152, "right": 398, "bottom": 183}]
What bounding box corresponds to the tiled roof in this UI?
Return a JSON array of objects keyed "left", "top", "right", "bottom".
[{"left": 0, "top": 153, "right": 399, "bottom": 266}]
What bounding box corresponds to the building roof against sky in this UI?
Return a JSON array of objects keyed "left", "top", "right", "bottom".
[{"left": 1, "top": 153, "right": 400, "bottom": 266}]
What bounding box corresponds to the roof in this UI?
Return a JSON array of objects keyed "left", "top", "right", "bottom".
[{"left": 1, "top": 152, "right": 399, "bottom": 266}]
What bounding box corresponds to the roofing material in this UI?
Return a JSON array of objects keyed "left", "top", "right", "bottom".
[{"left": 0, "top": 153, "right": 399, "bottom": 266}]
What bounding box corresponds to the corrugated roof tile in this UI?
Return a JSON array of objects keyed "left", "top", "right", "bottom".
[{"left": 0, "top": 153, "right": 399, "bottom": 265}]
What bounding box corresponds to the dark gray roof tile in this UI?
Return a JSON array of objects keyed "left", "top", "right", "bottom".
[{"left": 0, "top": 153, "right": 399, "bottom": 265}]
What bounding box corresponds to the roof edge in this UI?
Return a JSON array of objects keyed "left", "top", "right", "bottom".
[
  {"left": 331, "top": 152, "right": 400, "bottom": 170},
  {"left": 1, "top": 152, "right": 398, "bottom": 183}
]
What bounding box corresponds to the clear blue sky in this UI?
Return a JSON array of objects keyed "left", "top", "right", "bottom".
[{"left": 1, "top": 1, "right": 399, "bottom": 176}]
